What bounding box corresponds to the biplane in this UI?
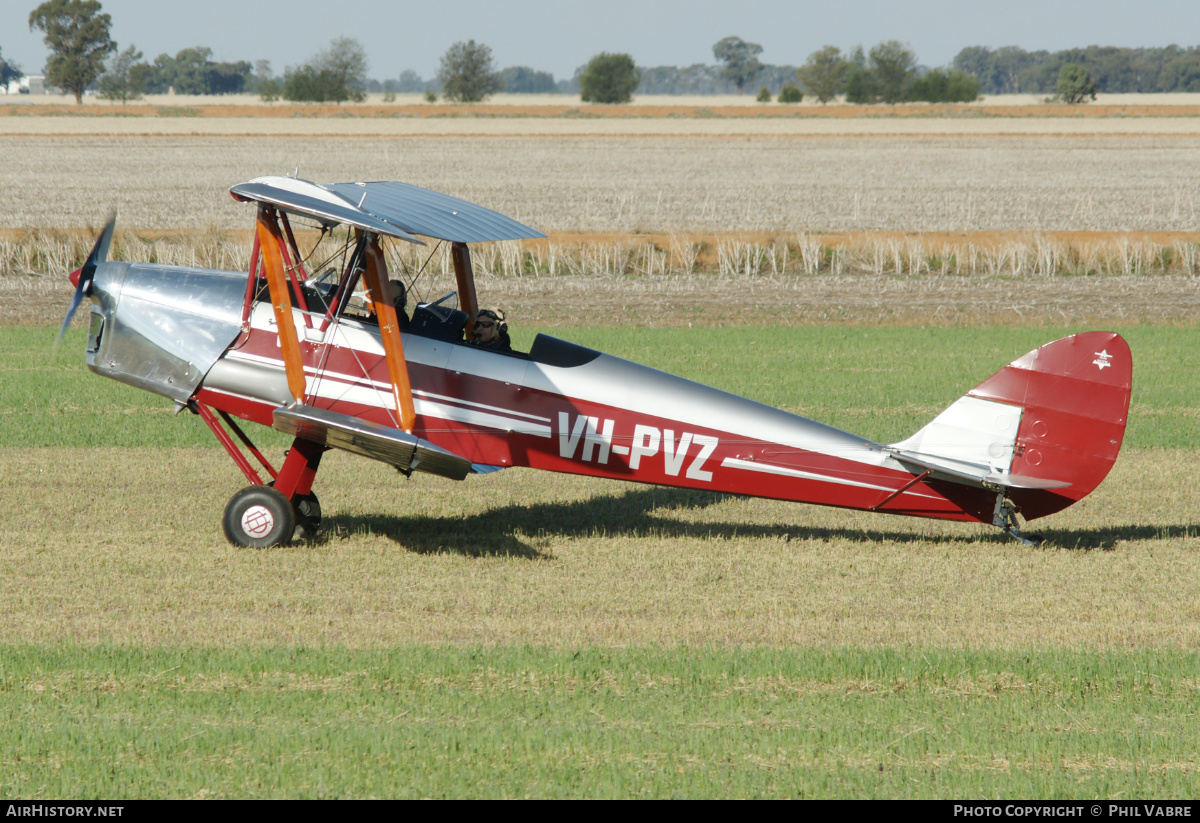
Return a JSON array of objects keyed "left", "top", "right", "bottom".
[{"left": 60, "top": 177, "right": 1132, "bottom": 547}]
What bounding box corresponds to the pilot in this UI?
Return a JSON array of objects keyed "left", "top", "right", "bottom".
[
  {"left": 470, "top": 308, "right": 511, "bottom": 353},
  {"left": 389, "top": 279, "right": 410, "bottom": 332}
]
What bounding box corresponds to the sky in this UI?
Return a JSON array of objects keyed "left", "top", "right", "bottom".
[{"left": 4, "top": 0, "right": 1199, "bottom": 81}]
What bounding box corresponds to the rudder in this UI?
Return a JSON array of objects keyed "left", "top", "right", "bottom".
[{"left": 967, "top": 331, "right": 1131, "bottom": 520}]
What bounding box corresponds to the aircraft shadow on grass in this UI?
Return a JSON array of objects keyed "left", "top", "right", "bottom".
[{"left": 320, "top": 487, "right": 1194, "bottom": 558}]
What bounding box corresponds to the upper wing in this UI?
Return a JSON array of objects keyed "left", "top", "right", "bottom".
[
  {"left": 230, "top": 176, "right": 425, "bottom": 243},
  {"left": 230, "top": 177, "right": 546, "bottom": 244}
]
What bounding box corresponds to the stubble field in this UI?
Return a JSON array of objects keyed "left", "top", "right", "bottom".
[
  {"left": 1, "top": 108, "right": 1198, "bottom": 797},
  {"left": 5, "top": 121, "right": 1199, "bottom": 328},
  {"left": 4, "top": 133, "right": 1200, "bottom": 233}
]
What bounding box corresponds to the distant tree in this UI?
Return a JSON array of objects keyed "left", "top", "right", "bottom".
[
  {"left": 98, "top": 44, "right": 149, "bottom": 103},
  {"left": 1057, "top": 63, "right": 1097, "bottom": 103},
  {"left": 994, "top": 46, "right": 1042, "bottom": 93},
  {"left": 637, "top": 63, "right": 725, "bottom": 94},
  {"left": 756, "top": 85, "right": 771, "bottom": 103},
  {"left": 254, "top": 60, "right": 280, "bottom": 102},
  {"left": 0, "top": 47, "right": 23, "bottom": 90},
  {"left": 282, "top": 65, "right": 334, "bottom": 102},
  {"left": 252, "top": 59, "right": 271, "bottom": 88},
  {"left": 870, "top": 40, "right": 917, "bottom": 103},
  {"left": 713, "top": 36, "right": 762, "bottom": 93},
  {"left": 558, "top": 72, "right": 581, "bottom": 94},
  {"left": 28, "top": 0, "right": 116, "bottom": 103},
  {"left": 756, "top": 65, "right": 801, "bottom": 94},
  {"left": 395, "top": 70, "right": 425, "bottom": 92},
  {"left": 952, "top": 45, "right": 993, "bottom": 85},
  {"left": 777, "top": 84, "right": 803, "bottom": 103},
  {"left": 282, "top": 37, "right": 367, "bottom": 103},
  {"left": 498, "top": 66, "right": 557, "bottom": 94},
  {"left": 951, "top": 44, "right": 1200, "bottom": 95},
  {"left": 796, "top": 45, "right": 848, "bottom": 104},
  {"left": 257, "top": 78, "right": 280, "bottom": 101},
  {"left": 168, "top": 47, "right": 213, "bottom": 94},
  {"left": 205, "top": 60, "right": 251, "bottom": 94},
  {"left": 844, "top": 46, "right": 874, "bottom": 103},
  {"left": 313, "top": 37, "right": 368, "bottom": 102},
  {"left": 438, "top": 40, "right": 501, "bottom": 103},
  {"left": 907, "top": 68, "right": 980, "bottom": 103},
  {"left": 579, "top": 52, "right": 638, "bottom": 104},
  {"left": 944, "top": 69, "right": 980, "bottom": 102},
  {"left": 1161, "top": 53, "right": 1200, "bottom": 92},
  {"left": 142, "top": 47, "right": 249, "bottom": 95},
  {"left": 142, "top": 53, "right": 171, "bottom": 93},
  {"left": 1009, "top": 54, "right": 1060, "bottom": 94}
]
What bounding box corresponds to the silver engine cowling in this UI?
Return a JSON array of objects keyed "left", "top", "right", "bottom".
[{"left": 86, "top": 262, "right": 246, "bottom": 403}]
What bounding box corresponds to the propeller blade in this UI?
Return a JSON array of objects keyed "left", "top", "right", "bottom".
[{"left": 56, "top": 212, "right": 116, "bottom": 348}]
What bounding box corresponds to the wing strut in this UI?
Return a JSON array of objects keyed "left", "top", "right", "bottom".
[
  {"left": 256, "top": 205, "right": 308, "bottom": 403},
  {"left": 452, "top": 242, "right": 480, "bottom": 340},
  {"left": 360, "top": 233, "right": 417, "bottom": 433}
]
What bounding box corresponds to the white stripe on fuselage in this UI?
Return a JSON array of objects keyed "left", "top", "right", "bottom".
[
  {"left": 721, "top": 457, "right": 895, "bottom": 492},
  {"left": 227, "top": 348, "right": 548, "bottom": 420},
  {"left": 224, "top": 348, "right": 551, "bottom": 437},
  {"left": 250, "top": 304, "right": 899, "bottom": 472},
  {"left": 413, "top": 389, "right": 550, "bottom": 423}
]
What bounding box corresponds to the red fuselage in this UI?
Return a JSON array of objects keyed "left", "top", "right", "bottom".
[{"left": 195, "top": 304, "right": 1000, "bottom": 523}]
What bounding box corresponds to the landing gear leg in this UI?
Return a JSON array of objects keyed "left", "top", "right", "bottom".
[
  {"left": 198, "top": 403, "right": 328, "bottom": 547},
  {"left": 992, "top": 494, "right": 1042, "bottom": 546},
  {"left": 272, "top": 437, "right": 327, "bottom": 542}
]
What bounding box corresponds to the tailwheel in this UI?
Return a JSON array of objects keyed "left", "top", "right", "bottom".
[
  {"left": 992, "top": 495, "right": 1044, "bottom": 547},
  {"left": 223, "top": 485, "right": 295, "bottom": 548},
  {"left": 292, "top": 492, "right": 322, "bottom": 542}
]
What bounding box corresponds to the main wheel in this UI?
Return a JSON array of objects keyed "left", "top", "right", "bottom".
[
  {"left": 223, "top": 485, "right": 295, "bottom": 548},
  {"left": 292, "top": 492, "right": 322, "bottom": 541}
]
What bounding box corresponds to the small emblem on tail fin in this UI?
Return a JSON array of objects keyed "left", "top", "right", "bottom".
[{"left": 1093, "top": 350, "right": 1113, "bottom": 370}]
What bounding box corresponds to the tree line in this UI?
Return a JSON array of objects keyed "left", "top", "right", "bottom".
[
  {"left": 952, "top": 45, "right": 1200, "bottom": 94},
  {"left": 13, "top": 0, "right": 1199, "bottom": 105}
]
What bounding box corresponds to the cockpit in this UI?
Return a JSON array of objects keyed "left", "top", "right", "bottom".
[
  {"left": 227, "top": 177, "right": 552, "bottom": 368},
  {"left": 249, "top": 231, "right": 525, "bottom": 358}
]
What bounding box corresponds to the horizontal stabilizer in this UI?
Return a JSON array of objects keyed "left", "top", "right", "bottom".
[
  {"left": 888, "top": 449, "right": 1071, "bottom": 490},
  {"left": 273, "top": 404, "right": 474, "bottom": 481}
]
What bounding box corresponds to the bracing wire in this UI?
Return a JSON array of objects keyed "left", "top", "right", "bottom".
[{"left": 406, "top": 240, "right": 444, "bottom": 304}]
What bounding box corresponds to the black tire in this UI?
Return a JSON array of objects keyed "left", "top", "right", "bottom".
[
  {"left": 292, "top": 492, "right": 322, "bottom": 541},
  {"left": 223, "top": 485, "right": 295, "bottom": 548}
]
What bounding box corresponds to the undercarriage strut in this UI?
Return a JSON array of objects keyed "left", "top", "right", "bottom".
[{"left": 992, "top": 494, "right": 1041, "bottom": 546}]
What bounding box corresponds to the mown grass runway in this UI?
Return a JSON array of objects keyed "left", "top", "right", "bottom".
[
  {"left": 1, "top": 324, "right": 1197, "bottom": 797},
  {"left": 4, "top": 646, "right": 1199, "bottom": 798}
]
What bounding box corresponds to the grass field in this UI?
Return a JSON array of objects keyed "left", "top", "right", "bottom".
[
  {"left": 3, "top": 106, "right": 1199, "bottom": 796},
  {"left": 2, "top": 323, "right": 1199, "bottom": 796},
  {"left": 4, "top": 646, "right": 1199, "bottom": 798}
]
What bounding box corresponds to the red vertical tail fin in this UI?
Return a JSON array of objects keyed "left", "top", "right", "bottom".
[{"left": 968, "top": 331, "right": 1132, "bottom": 520}]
